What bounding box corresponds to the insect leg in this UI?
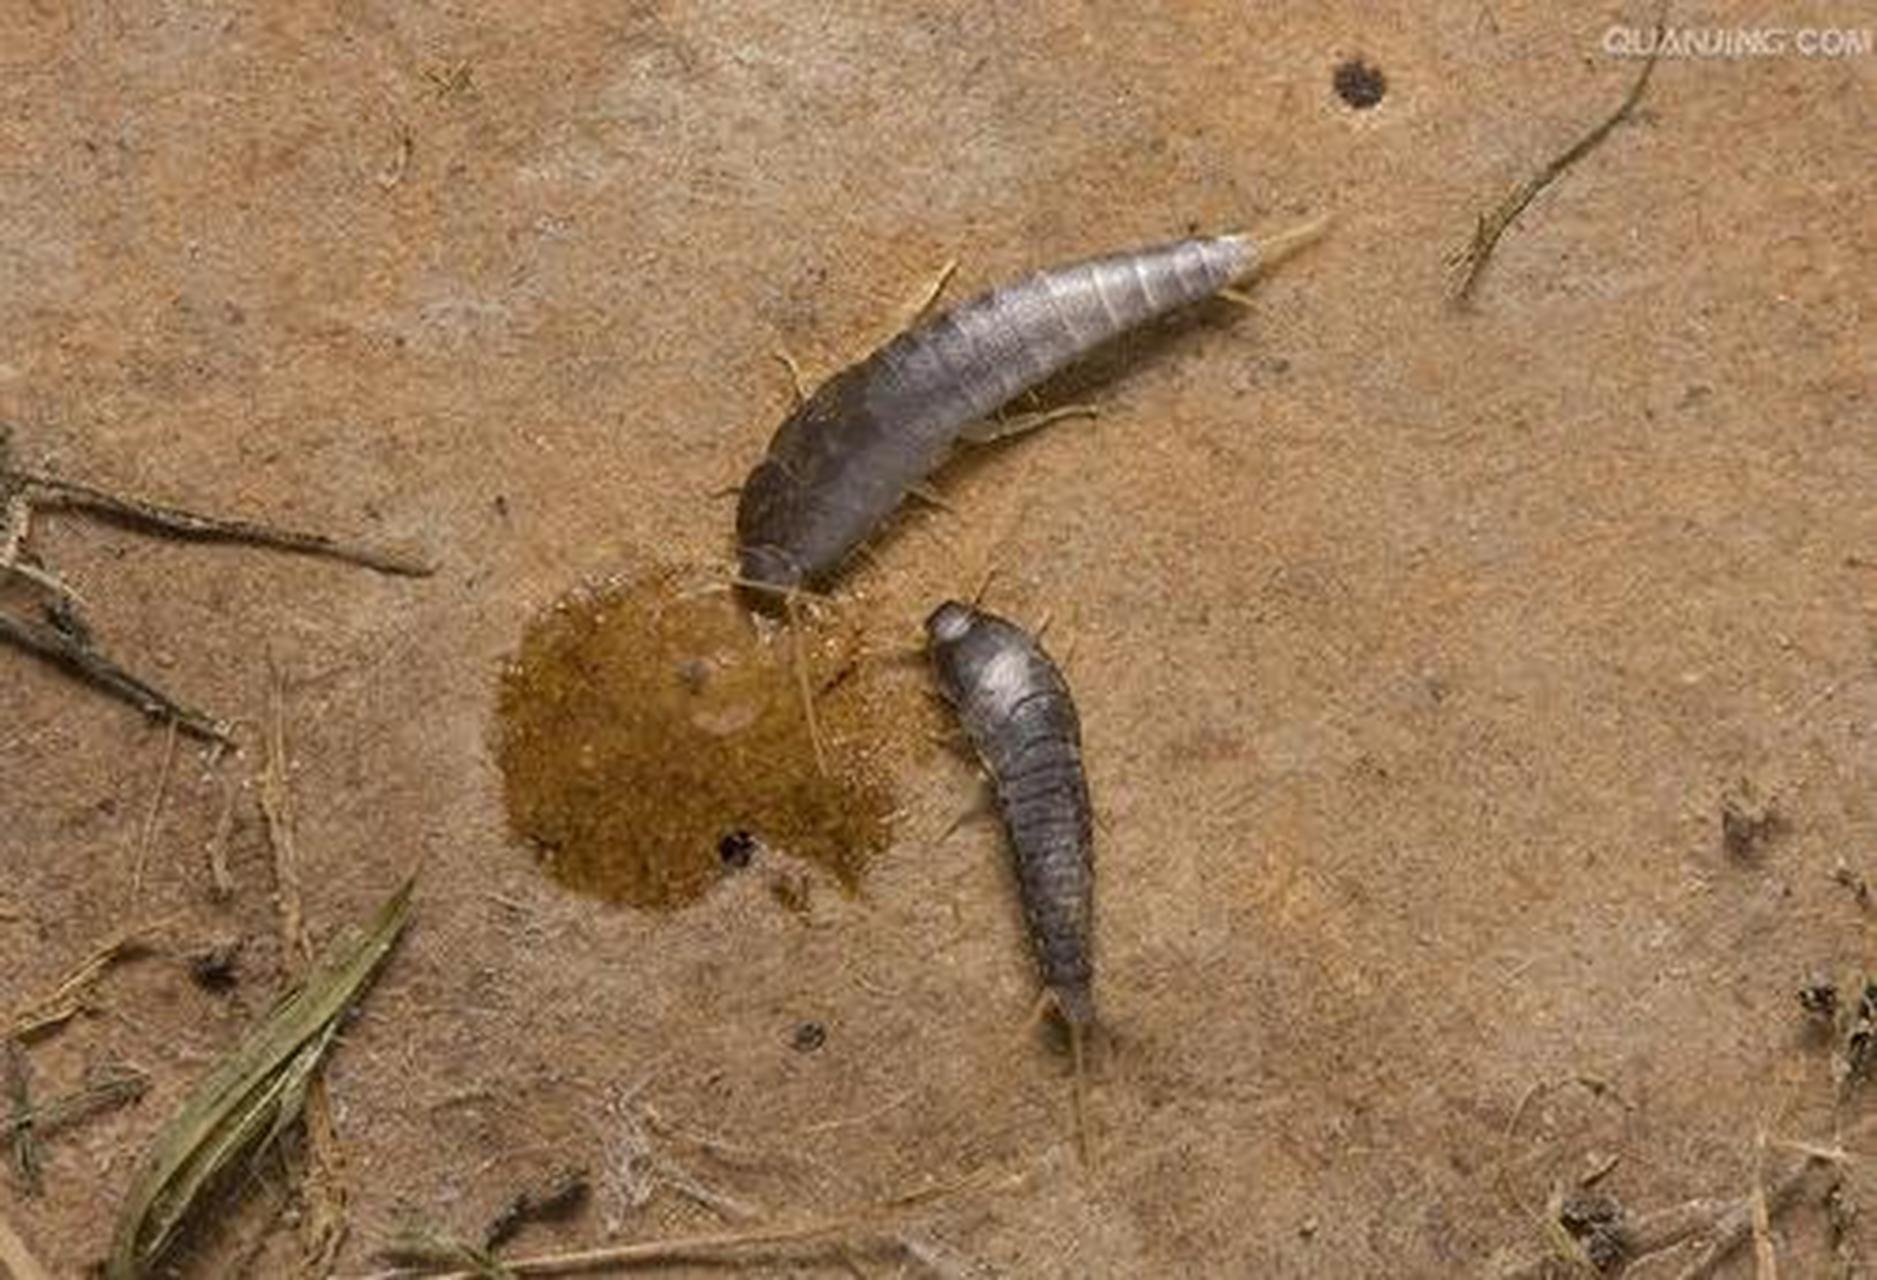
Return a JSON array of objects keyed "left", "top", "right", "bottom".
[
  {"left": 958, "top": 403, "right": 1099, "bottom": 445},
  {"left": 770, "top": 349, "right": 812, "bottom": 406},
  {"left": 897, "top": 257, "right": 959, "bottom": 330},
  {"left": 935, "top": 785, "right": 995, "bottom": 844}
]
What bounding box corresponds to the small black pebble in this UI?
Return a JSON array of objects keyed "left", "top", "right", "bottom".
[
  {"left": 791, "top": 1020, "right": 827, "bottom": 1052},
  {"left": 718, "top": 829, "right": 758, "bottom": 869},
  {"left": 1333, "top": 58, "right": 1387, "bottom": 109},
  {"left": 188, "top": 939, "right": 243, "bottom": 993}
]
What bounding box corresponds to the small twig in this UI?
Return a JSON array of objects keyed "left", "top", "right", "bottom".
[
  {"left": 131, "top": 720, "right": 181, "bottom": 895},
  {"left": 0, "top": 611, "right": 233, "bottom": 744},
  {"left": 203, "top": 747, "right": 239, "bottom": 900},
  {"left": 259, "top": 656, "right": 310, "bottom": 966},
  {"left": 3, "top": 923, "right": 164, "bottom": 1040},
  {"left": 368, "top": 1213, "right": 896, "bottom": 1279},
  {"left": 14, "top": 469, "right": 435, "bottom": 577},
  {"left": 1450, "top": 2, "right": 1668, "bottom": 306},
  {"left": 254, "top": 655, "right": 351, "bottom": 1267},
  {"left": 361, "top": 1166, "right": 1024, "bottom": 1280}
]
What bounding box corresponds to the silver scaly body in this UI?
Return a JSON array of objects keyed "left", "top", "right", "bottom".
[{"left": 736, "top": 235, "right": 1259, "bottom": 591}]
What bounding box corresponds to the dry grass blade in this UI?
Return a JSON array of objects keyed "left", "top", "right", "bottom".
[
  {"left": 130, "top": 720, "right": 181, "bottom": 895},
  {"left": 3, "top": 924, "right": 163, "bottom": 1041},
  {"left": 361, "top": 1166, "right": 1024, "bottom": 1279},
  {"left": 257, "top": 654, "right": 352, "bottom": 1268},
  {"left": 364, "top": 1214, "right": 886, "bottom": 1279},
  {"left": 105, "top": 877, "right": 415, "bottom": 1280}
]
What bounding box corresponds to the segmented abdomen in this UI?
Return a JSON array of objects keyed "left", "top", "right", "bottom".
[
  {"left": 888, "top": 234, "right": 1254, "bottom": 422},
  {"left": 736, "top": 235, "right": 1255, "bottom": 589},
  {"left": 994, "top": 720, "right": 1096, "bottom": 1024}
]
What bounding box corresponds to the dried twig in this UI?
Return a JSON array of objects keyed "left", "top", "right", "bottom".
[
  {"left": 1491, "top": 1128, "right": 1845, "bottom": 1278},
  {"left": 367, "top": 1213, "right": 907, "bottom": 1279},
  {"left": 1450, "top": 3, "right": 1668, "bottom": 306},
  {"left": 255, "top": 657, "right": 351, "bottom": 1269},
  {"left": 362, "top": 1167, "right": 1023, "bottom": 1280},
  {"left": 0, "top": 611, "right": 233, "bottom": 744},
  {"left": 0, "top": 430, "right": 433, "bottom": 742},
  {"left": 203, "top": 745, "right": 239, "bottom": 900},
  {"left": 14, "top": 469, "right": 434, "bottom": 577},
  {"left": 130, "top": 720, "right": 181, "bottom": 894}
]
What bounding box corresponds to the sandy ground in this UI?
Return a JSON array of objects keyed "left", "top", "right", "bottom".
[{"left": 2, "top": 2, "right": 1875, "bottom": 1276}]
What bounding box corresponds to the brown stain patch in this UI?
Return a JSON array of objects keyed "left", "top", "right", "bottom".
[{"left": 494, "top": 571, "right": 906, "bottom": 910}]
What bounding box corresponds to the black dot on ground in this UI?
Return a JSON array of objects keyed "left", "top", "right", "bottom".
[
  {"left": 791, "top": 1021, "right": 827, "bottom": 1052},
  {"left": 718, "top": 829, "right": 758, "bottom": 868},
  {"left": 1333, "top": 58, "right": 1386, "bottom": 109}
]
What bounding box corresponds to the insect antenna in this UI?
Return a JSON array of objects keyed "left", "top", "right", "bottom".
[
  {"left": 1247, "top": 212, "right": 1333, "bottom": 275},
  {"left": 782, "top": 589, "right": 830, "bottom": 777}
]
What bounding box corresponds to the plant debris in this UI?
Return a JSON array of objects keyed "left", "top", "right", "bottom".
[
  {"left": 257, "top": 655, "right": 353, "bottom": 1269},
  {"left": 0, "top": 426, "right": 434, "bottom": 741},
  {"left": 104, "top": 877, "right": 414, "bottom": 1280},
  {"left": 1449, "top": 3, "right": 1666, "bottom": 306},
  {"left": 484, "top": 1166, "right": 591, "bottom": 1250},
  {"left": 2, "top": 923, "right": 163, "bottom": 1041}
]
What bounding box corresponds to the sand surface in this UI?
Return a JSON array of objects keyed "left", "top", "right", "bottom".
[{"left": 2, "top": 3, "right": 1874, "bottom": 1276}]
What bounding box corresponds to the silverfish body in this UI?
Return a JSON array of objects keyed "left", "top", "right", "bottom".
[
  {"left": 926, "top": 599, "right": 1095, "bottom": 1030},
  {"left": 738, "top": 225, "right": 1321, "bottom": 594}
]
